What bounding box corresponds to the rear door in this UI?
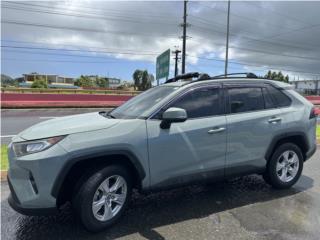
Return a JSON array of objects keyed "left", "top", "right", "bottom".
[
  {"left": 224, "top": 84, "right": 282, "bottom": 177},
  {"left": 146, "top": 84, "right": 227, "bottom": 187}
]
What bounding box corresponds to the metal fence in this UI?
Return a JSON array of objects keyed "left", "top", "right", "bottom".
[{"left": 295, "top": 89, "right": 320, "bottom": 96}]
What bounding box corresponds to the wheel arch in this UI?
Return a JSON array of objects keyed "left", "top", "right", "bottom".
[
  {"left": 265, "top": 132, "right": 310, "bottom": 162},
  {"left": 52, "top": 150, "right": 146, "bottom": 207}
]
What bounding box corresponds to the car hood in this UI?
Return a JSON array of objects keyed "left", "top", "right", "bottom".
[{"left": 17, "top": 112, "right": 120, "bottom": 141}]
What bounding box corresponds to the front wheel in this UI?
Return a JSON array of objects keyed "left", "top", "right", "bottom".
[
  {"left": 72, "top": 165, "right": 132, "bottom": 232},
  {"left": 264, "top": 143, "right": 303, "bottom": 189}
]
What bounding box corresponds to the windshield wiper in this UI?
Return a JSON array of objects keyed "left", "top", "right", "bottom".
[
  {"left": 99, "top": 111, "right": 116, "bottom": 119},
  {"left": 106, "top": 112, "right": 116, "bottom": 119}
]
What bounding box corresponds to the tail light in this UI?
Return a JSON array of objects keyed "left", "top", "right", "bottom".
[{"left": 309, "top": 107, "right": 318, "bottom": 119}]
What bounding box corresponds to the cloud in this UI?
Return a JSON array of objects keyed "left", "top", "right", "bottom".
[{"left": 1, "top": 0, "right": 320, "bottom": 79}]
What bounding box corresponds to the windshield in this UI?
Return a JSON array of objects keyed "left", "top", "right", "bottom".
[{"left": 110, "top": 86, "right": 179, "bottom": 119}]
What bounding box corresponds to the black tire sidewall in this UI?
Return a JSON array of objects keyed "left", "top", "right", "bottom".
[
  {"left": 268, "top": 143, "right": 303, "bottom": 189},
  {"left": 73, "top": 165, "right": 132, "bottom": 232}
]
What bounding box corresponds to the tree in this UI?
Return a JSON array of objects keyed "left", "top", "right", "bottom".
[
  {"left": 132, "top": 69, "right": 154, "bottom": 91},
  {"left": 74, "top": 75, "right": 94, "bottom": 87},
  {"left": 31, "top": 76, "right": 48, "bottom": 88},
  {"left": 96, "top": 77, "right": 109, "bottom": 88},
  {"left": 1, "top": 74, "right": 18, "bottom": 87},
  {"left": 264, "top": 71, "right": 289, "bottom": 83}
]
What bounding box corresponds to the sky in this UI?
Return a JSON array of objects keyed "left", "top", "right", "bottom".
[{"left": 1, "top": 0, "right": 320, "bottom": 83}]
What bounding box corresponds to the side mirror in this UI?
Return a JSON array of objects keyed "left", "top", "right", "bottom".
[{"left": 160, "top": 107, "right": 187, "bottom": 129}]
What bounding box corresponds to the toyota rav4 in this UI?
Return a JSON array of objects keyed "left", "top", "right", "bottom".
[{"left": 7, "top": 73, "right": 317, "bottom": 232}]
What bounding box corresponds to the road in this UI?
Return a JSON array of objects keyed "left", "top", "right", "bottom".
[
  {"left": 1, "top": 148, "right": 320, "bottom": 240},
  {"left": 1, "top": 108, "right": 110, "bottom": 144}
]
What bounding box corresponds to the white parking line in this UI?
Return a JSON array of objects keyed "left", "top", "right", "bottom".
[
  {"left": 0, "top": 135, "right": 16, "bottom": 138},
  {"left": 39, "top": 117, "right": 59, "bottom": 119}
]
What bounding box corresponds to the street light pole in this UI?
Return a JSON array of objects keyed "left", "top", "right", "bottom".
[
  {"left": 225, "top": 0, "right": 231, "bottom": 76},
  {"left": 181, "top": 0, "right": 188, "bottom": 74}
]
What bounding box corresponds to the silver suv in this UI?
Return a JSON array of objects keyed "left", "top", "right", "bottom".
[{"left": 7, "top": 73, "right": 317, "bottom": 232}]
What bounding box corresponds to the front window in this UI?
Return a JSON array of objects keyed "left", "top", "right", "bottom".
[
  {"left": 168, "top": 87, "right": 221, "bottom": 118},
  {"left": 110, "top": 86, "right": 179, "bottom": 119}
]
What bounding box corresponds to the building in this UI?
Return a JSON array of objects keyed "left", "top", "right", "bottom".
[
  {"left": 108, "top": 78, "right": 121, "bottom": 88},
  {"left": 290, "top": 79, "right": 320, "bottom": 95},
  {"left": 22, "top": 73, "right": 77, "bottom": 88},
  {"left": 85, "top": 75, "right": 121, "bottom": 88}
]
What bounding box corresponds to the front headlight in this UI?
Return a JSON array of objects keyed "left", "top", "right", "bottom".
[{"left": 13, "top": 136, "right": 66, "bottom": 157}]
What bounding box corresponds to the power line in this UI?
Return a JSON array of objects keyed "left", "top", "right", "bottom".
[
  {"left": 191, "top": 23, "right": 317, "bottom": 52},
  {"left": 1, "top": 40, "right": 159, "bottom": 55},
  {"left": 1, "top": 45, "right": 159, "bottom": 56},
  {"left": 2, "top": 4, "right": 178, "bottom": 26},
  {"left": 2, "top": 57, "right": 119, "bottom": 64},
  {"left": 3, "top": 39, "right": 319, "bottom": 62},
  {"left": 192, "top": 2, "right": 320, "bottom": 49},
  {"left": 1, "top": 20, "right": 179, "bottom": 39},
  {"left": 245, "top": 1, "right": 311, "bottom": 26},
  {"left": 4, "top": 1, "right": 172, "bottom": 20},
  {"left": 189, "top": 55, "right": 320, "bottom": 76}
]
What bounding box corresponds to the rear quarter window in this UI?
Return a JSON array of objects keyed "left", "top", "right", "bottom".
[{"left": 267, "top": 85, "right": 292, "bottom": 108}]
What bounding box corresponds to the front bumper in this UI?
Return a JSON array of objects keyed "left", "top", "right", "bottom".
[
  {"left": 7, "top": 142, "right": 69, "bottom": 215},
  {"left": 8, "top": 177, "right": 57, "bottom": 216}
]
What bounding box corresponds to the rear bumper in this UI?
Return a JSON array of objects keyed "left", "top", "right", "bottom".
[{"left": 305, "top": 144, "right": 317, "bottom": 161}]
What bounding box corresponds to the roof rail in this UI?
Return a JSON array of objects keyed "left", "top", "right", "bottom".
[
  {"left": 164, "top": 72, "right": 258, "bottom": 84},
  {"left": 211, "top": 72, "right": 258, "bottom": 79},
  {"left": 165, "top": 72, "right": 200, "bottom": 83}
]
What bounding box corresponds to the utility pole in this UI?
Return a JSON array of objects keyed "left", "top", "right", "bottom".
[
  {"left": 224, "top": 0, "right": 231, "bottom": 76},
  {"left": 172, "top": 49, "right": 181, "bottom": 77},
  {"left": 181, "top": 0, "right": 188, "bottom": 74}
]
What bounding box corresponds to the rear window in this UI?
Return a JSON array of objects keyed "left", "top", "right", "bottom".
[{"left": 228, "top": 87, "right": 264, "bottom": 113}]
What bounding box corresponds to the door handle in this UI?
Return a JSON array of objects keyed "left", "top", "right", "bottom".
[
  {"left": 268, "top": 117, "right": 282, "bottom": 123},
  {"left": 208, "top": 127, "right": 226, "bottom": 134}
]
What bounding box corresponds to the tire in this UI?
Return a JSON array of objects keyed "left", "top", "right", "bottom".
[
  {"left": 265, "top": 143, "right": 303, "bottom": 189},
  {"left": 72, "top": 165, "right": 132, "bottom": 232}
]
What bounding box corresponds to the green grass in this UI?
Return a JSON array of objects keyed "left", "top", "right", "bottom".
[
  {"left": 317, "top": 125, "right": 320, "bottom": 139},
  {"left": 1, "top": 145, "right": 8, "bottom": 171}
]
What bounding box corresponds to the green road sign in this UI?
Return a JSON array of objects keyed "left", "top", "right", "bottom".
[{"left": 156, "top": 49, "right": 170, "bottom": 80}]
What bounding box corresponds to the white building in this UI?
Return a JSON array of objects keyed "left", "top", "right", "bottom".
[{"left": 290, "top": 79, "right": 320, "bottom": 95}]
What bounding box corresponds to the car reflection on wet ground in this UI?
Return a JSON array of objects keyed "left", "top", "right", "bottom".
[{"left": 1, "top": 147, "right": 319, "bottom": 240}]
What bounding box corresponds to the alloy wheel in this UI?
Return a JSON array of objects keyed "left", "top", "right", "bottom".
[
  {"left": 276, "top": 150, "right": 299, "bottom": 183},
  {"left": 92, "top": 175, "right": 127, "bottom": 221}
]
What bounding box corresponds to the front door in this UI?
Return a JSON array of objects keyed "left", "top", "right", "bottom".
[{"left": 146, "top": 85, "right": 227, "bottom": 188}]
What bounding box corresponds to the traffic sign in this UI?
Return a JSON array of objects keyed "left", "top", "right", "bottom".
[{"left": 156, "top": 49, "right": 170, "bottom": 81}]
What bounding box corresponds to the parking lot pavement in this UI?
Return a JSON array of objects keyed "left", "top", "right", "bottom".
[{"left": 1, "top": 148, "right": 319, "bottom": 240}]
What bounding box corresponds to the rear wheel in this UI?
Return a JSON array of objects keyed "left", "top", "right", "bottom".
[
  {"left": 264, "top": 143, "right": 303, "bottom": 189},
  {"left": 73, "top": 165, "right": 132, "bottom": 232}
]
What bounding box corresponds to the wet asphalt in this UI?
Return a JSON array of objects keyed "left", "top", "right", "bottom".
[{"left": 1, "top": 148, "right": 319, "bottom": 240}]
